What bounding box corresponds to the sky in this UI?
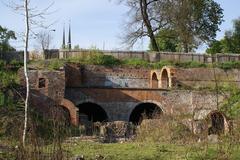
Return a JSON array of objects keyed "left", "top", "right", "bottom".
[{"left": 0, "top": 0, "right": 240, "bottom": 52}]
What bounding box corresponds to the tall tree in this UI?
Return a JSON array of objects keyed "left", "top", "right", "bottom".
[
  {"left": 35, "top": 30, "right": 54, "bottom": 51},
  {"left": 117, "top": 0, "right": 169, "bottom": 51},
  {"left": 168, "top": 0, "right": 224, "bottom": 52},
  {"left": 206, "top": 18, "right": 240, "bottom": 54},
  {"left": 0, "top": 25, "right": 16, "bottom": 51},
  {"left": 116, "top": 0, "right": 223, "bottom": 52},
  {"left": 206, "top": 40, "right": 223, "bottom": 54},
  {"left": 23, "top": 0, "right": 30, "bottom": 147},
  {"left": 149, "top": 28, "right": 180, "bottom": 52},
  {"left": 6, "top": 0, "right": 54, "bottom": 147}
]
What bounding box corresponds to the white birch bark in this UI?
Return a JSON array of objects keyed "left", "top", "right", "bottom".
[{"left": 22, "top": 0, "right": 30, "bottom": 147}]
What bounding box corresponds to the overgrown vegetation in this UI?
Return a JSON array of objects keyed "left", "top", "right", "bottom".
[
  {"left": 206, "top": 18, "right": 240, "bottom": 54},
  {"left": 29, "top": 53, "right": 240, "bottom": 71},
  {"left": 29, "top": 51, "right": 240, "bottom": 71},
  {"left": 215, "top": 61, "right": 240, "bottom": 70},
  {"left": 1, "top": 57, "right": 240, "bottom": 159},
  {"left": 0, "top": 25, "right": 16, "bottom": 51},
  {"left": 220, "top": 84, "right": 240, "bottom": 119},
  {"left": 0, "top": 60, "right": 75, "bottom": 159}
]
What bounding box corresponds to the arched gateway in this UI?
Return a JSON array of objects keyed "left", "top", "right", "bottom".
[
  {"left": 77, "top": 102, "right": 108, "bottom": 123},
  {"left": 129, "top": 102, "right": 163, "bottom": 125}
]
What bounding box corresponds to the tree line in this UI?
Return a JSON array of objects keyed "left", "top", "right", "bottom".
[
  {"left": 207, "top": 18, "right": 240, "bottom": 54},
  {"left": 117, "top": 0, "right": 225, "bottom": 53}
]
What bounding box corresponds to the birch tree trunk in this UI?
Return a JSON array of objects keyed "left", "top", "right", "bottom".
[{"left": 22, "top": 0, "right": 30, "bottom": 147}]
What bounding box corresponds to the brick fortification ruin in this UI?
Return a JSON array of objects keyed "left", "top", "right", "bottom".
[{"left": 19, "top": 62, "right": 240, "bottom": 136}]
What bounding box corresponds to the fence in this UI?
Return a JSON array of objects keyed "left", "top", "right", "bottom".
[{"left": 44, "top": 49, "right": 240, "bottom": 63}]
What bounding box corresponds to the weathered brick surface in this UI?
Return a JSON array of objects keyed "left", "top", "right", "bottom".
[
  {"left": 19, "top": 69, "right": 65, "bottom": 103},
  {"left": 18, "top": 69, "right": 79, "bottom": 125},
  {"left": 153, "top": 67, "right": 240, "bottom": 89},
  {"left": 65, "top": 64, "right": 150, "bottom": 88},
  {"left": 65, "top": 88, "right": 222, "bottom": 122},
  {"left": 18, "top": 64, "right": 237, "bottom": 132}
]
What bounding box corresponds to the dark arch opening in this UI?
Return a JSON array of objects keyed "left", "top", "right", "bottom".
[
  {"left": 78, "top": 102, "right": 108, "bottom": 123},
  {"left": 208, "top": 112, "right": 225, "bottom": 135},
  {"left": 161, "top": 69, "right": 169, "bottom": 89},
  {"left": 152, "top": 72, "right": 159, "bottom": 88},
  {"left": 129, "top": 103, "right": 162, "bottom": 125}
]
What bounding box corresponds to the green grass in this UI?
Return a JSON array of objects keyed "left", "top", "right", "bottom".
[
  {"left": 65, "top": 142, "right": 179, "bottom": 160},
  {"left": 63, "top": 141, "right": 240, "bottom": 160},
  {"left": 1, "top": 137, "right": 240, "bottom": 160}
]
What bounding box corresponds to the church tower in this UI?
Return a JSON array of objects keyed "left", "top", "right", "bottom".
[
  {"left": 62, "top": 24, "right": 66, "bottom": 49},
  {"left": 68, "top": 21, "right": 72, "bottom": 50}
]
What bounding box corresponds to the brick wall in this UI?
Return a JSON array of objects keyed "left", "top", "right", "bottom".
[
  {"left": 65, "top": 63, "right": 150, "bottom": 88},
  {"left": 19, "top": 69, "right": 65, "bottom": 103},
  {"left": 172, "top": 68, "right": 240, "bottom": 89},
  {"left": 65, "top": 88, "right": 222, "bottom": 122}
]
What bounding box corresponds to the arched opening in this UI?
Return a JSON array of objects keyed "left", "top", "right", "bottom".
[
  {"left": 152, "top": 72, "right": 159, "bottom": 88},
  {"left": 77, "top": 102, "right": 108, "bottom": 124},
  {"left": 208, "top": 112, "right": 225, "bottom": 135},
  {"left": 61, "top": 98, "right": 79, "bottom": 126},
  {"left": 161, "top": 69, "right": 169, "bottom": 89},
  {"left": 129, "top": 103, "right": 162, "bottom": 125},
  {"left": 59, "top": 106, "right": 71, "bottom": 126}
]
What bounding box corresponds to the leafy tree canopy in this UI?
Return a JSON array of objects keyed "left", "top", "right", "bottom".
[
  {"left": 147, "top": 0, "right": 223, "bottom": 53},
  {"left": 0, "top": 25, "right": 16, "bottom": 51},
  {"left": 149, "top": 29, "right": 181, "bottom": 52},
  {"left": 206, "top": 18, "right": 240, "bottom": 54}
]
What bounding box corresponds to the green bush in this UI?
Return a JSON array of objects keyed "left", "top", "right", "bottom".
[
  {"left": 0, "top": 92, "right": 4, "bottom": 106},
  {"left": 0, "top": 71, "right": 18, "bottom": 88},
  {"left": 174, "top": 61, "right": 207, "bottom": 68},
  {"left": 216, "top": 61, "right": 240, "bottom": 70},
  {"left": 221, "top": 86, "right": 240, "bottom": 119},
  {"left": 152, "top": 60, "right": 173, "bottom": 69},
  {"left": 0, "top": 60, "right": 6, "bottom": 70},
  {"left": 9, "top": 59, "right": 23, "bottom": 69},
  {"left": 86, "top": 53, "right": 121, "bottom": 66},
  {"left": 123, "top": 58, "right": 150, "bottom": 68},
  {"left": 47, "top": 59, "right": 65, "bottom": 70}
]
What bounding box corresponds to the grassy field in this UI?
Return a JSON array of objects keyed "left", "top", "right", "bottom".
[
  {"left": 64, "top": 141, "right": 240, "bottom": 160},
  {"left": 1, "top": 138, "right": 240, "bottom": 160}
]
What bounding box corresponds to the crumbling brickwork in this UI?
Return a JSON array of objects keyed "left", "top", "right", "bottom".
[
  {"left": 19, "top": 69, "right": 65, "bottom": 103},
  {"left": 18, "top": 63, "right": 238, "bottom": 134},
  {"left": 65, "top": 63, "right": 150, "bottom": 88},
  {"left": 152, "top": 67, "right": 240, "bottom": 89}
]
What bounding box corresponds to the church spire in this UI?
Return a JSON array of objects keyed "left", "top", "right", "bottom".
[
  {"left": 68, "top": 21, "right": 72, "bottom": 50},
  {"left": 62, "top": 24, "right": 66, "bottom": 49}
]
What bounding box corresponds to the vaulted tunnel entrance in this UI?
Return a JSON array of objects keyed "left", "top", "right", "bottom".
[
  {"left": 77, "top": 102, "right": 108, "bottom": 123},
  {"left": 129, "top": 103, "right": 163, "bottom": 125},
  {"left": 208, "top": 112, "right": 225, "bottom": 135}
]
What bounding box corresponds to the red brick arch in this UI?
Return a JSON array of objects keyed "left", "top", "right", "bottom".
[{"left": 60, "top": 98, "right": 79, "bottom": 126}]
